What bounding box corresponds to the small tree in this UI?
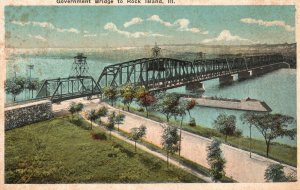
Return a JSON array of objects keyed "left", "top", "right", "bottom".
[
  {"left": 68, "top": 102, "right": 76, "bottom": 119},
  {"left": 213, "top": 113, "right": 238, "bottom": 142},
  {"left": 87, "top": 109, "right": 99, "bottom": 130},
  {"left": 245, "top": 113, "right": 295, "bottom": 157},
  {"left": 240, "top": 112, "right": 256, "bottom": 158},
  {"left": 115, "top": 112, "right": 125, "bottom": 131},
  {"left": 264, "top": 164, "right": 287, "bottom": 182},
  {"left": 106, "top": 111, "right": 116, "bottom": 139},
  {"left": 131, "top": 125, "right": 147, "bottom": 152},
  {"left": 206, "top": 139, "right": 226, "bottom": 182},
  {"left": 134, "top": 85, "right": 146, "bottom": 100},
  {"left": 155, "top": 92, "right": 180, "bottom": 122},
  {"left": 174, "top": 101, "right": 187, "bottom": 157},
  {"left": 161, "top": 125, "right": 179, "bottom": 167},
  {"left": 103, "top": 86, "right": 118, "bottom": 106},
  {"left": 120, "top": 83, "right": 135, "bottom": 111},
  {"left": 25, "top": 78, "right": 40, "bottom": 98},
  {"left": 97, "top": 106, "right": 108, "bottom": 123},
  {"left": 75, "top": 103, "right": 84, "bottom": 116},
  {"left": 186, "top": 99, "right": 196, "bottom": 118},
  {"left": 5, "top": 77, "right": 26, "bottom": 102},
  {"left": 138, "top": 92, "right": 156, "bottom": 117}
]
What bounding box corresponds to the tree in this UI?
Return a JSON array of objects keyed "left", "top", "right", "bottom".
[
  {"left": 103, "top": 86, "right": 118, "bottom": 106},
  {"left": 244, "top": 113, "right": 295, "bottom": 157},
  {"left": 87, "top": 109, "right": 99, "bottom": 130},
  {"left": 173, "top": 101, "right": 187, "bottom": 157},
  {"left": 134, "top": 85, "right": 146, "bottom": 100},
  {"left": 264, "top": 163, "right": 296, "bottom": 182},
  {"left": 154, "top": 92, "right": 180, "bottom": 122},
  {"left": 106, "top": 111, "right": 116, "bottom": 139},
  {"left": 186, "top": 99, "right": 196, "bottom": 118},
  {"left": 74, "top": 103, "right": 84, "bottom": 116},
  {"left": 213, "top": 113, "right": 238, "bottom": 142},
  {"left": 138, "top": 91, "right": 156, "bottom": 117},
  {"left": 161, "top": 125, "right": 179, "bottom": 167},
  {"left": 25, "top": 78, "right": 40, "bottom": 98},
  {"left": 68, "top": 102, "right": 76, "bottom": 119},
  {"left": 206, "top": 139, "right": 226, "bottom": 182},
  {"left": 97, "top": 106, "right": 108, "bottom": 123},
  {"left": 131, "top": 125, "right": 147, "bottom": 152},
  {"left": 264, "top": 164, "right": 287, "bottom": 182},
  {"left": 240, "top": 112, "right": 256, "bottom": 158},
  {"left": 120, "top": 83, "right": 135, "bottom": 111},
  {"left": 5, "top": 77, "right": 26, "bottom": 102},
  {"left": 115, "top": 112, "right": 125, "bottom": 131}
]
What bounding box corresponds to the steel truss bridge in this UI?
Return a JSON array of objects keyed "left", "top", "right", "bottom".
[{"left": 36, "top": 53, "right": 290, "bottom": 102}]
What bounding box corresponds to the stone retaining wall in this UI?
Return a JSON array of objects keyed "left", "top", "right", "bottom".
[{"left": 5, "top": 100, "right": 54, "bottom": 130}]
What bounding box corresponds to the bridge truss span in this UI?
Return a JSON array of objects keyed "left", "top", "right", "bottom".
[
  {"left": 36, "top": 76, "right": 100, "bottom": 103},
  {"left": 97, "top": 53, "right": 286, "bottom": 92}
]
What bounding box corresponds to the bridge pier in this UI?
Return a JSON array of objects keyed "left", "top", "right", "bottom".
[
  {"left": 219, "top": 75, "right": 234, "bottom": 85},
  {"left": 186, "top": 82, "right": 205, "bottom": 93},
  {"left": 251, "top": 68, "right": 264, "bottom": 76},
  {"left": 238, "top": 71, "right": 251, "bottom": 81}
]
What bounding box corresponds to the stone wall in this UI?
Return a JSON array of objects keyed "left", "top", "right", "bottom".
[{"left": 5, "top": 100, "right": 54, "bottom": 130}]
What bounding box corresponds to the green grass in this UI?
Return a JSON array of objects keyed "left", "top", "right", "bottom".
[
  {"left": 115, "top": 104, "right": 297, "bottom": 167},
  {"left": 5, "top": 117, "right": 205, "bottom": 183},
  {"left": 117, "top": 129, "right": 236, "bottom": 183}
]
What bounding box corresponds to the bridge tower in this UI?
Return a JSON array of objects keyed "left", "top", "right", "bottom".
[
  {"left": 152, "top": 42, "right": 161, "bottom": 58},
  {"left": 70, "top": 53, "right": 89, "bottom": 77}
]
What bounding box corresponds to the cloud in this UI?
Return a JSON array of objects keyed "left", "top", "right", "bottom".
[
  {"left": 12, "top": 20, "right": 30, "bottom": 26},
  {"left": 84, "top": 34, "right": 97, "bottom": 37},
  {"left": 147, "top": 15, "right": 173, "bottom": 27},
  {"left": 83, "top": 30, "right": 97, "bottom": 37},
  {"left": 104, "top": 22, "right": 166, "bottom": 38},
  {"left": 202, "top": 30, "right": 257, "bottom": 45},
  {"left": 147, "top": 15, "right": 208, "bottom": 34},
  {"left": 174, "top": 18, "right": 208, "bottom": 34},
  {"left": 12, "top": 20, "right": 80, "bottom": 34},
  {"left": 28, "top": 34, "right": 47, "bottom": 42},
  {"left": 240, "top": 18, "right": 295, "bottom": 32},
  {"left": 124, "top": 17, "right": 143, "bottom": 28}
]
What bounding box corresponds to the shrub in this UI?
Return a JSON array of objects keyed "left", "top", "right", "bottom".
[
  {"left": 137, "top": 107, "right": 144, "bottom": 112},
  {"left": 234, "top": 129, "right": 243, "bottom": 137},
  {"left": 189, "top": 118, "right": 196, "bottom": 127},
  {"left": 91, "top": 132, "right": 107, "bottom": 140},
  {"left": 70, "top": 116, "right": 83, "bottom": 126}
]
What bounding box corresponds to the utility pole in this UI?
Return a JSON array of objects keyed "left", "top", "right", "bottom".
[{"left": 27, "top": 65, "right": 34, "bottom": 98}]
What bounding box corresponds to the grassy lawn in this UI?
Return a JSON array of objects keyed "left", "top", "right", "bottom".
[
  {"left": 116, "top": 129, "right": 235, "bottom": 183},
  {"left": 5, "top": 117, "right": 205, "bottom": 183},
  {"left": 115, "top": 104, "right": 297, "bottom": 167}
]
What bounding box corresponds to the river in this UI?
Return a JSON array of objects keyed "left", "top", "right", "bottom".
[{"left": 5, "top": 53, "right": 297, "bottom": 146}]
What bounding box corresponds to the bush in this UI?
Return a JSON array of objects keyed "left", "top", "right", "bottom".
[
  {"left": 91, "top": 132, "right": 107, "bottom": 140},
  {"left": 69, "top": 116, "right": 89, "bottom": 130},
  {"left": 70, "top": 116, "right": 82, "bottom": 126},
  {"left": 137, "top": 107, "right": 145, "bottom": 112},
  {"left": 189, "top": 118, "right": 196, "bottom": 127},
  {"left": 234, "top": 129, "right": 243, "bottom": 137}
]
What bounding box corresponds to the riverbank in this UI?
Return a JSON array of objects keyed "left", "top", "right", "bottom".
[{"left": 113, "top": 103, "right": 296, "bottom": 167}]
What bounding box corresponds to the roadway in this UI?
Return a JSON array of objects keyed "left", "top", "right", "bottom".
[{"left": 52, "top": 97, "right": 296, "bottom": 183}]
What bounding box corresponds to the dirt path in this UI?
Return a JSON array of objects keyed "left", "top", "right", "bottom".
[{"left": 52, "top": 98, "right": 296, "bottom": 183}]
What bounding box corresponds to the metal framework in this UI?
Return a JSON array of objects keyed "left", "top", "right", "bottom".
[
  {"left": 36, "top": 76, "right": 100, "bottom": 102},
  {"left": 36, "top": 53, "right": 101, "bottom": 102},
  {"left": 97, "top": 53, "right": 285, "bottom": 92},
  {"left": 35, "top": 52, "right": 289, "bottom": 102}
]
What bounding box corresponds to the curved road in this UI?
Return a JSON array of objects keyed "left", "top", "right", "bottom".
[{"left": 52, "top": 98, "right": 296, "bottom": 182}]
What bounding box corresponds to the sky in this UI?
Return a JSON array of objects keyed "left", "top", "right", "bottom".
[{"left": 5, "top": 6, "right": 296, "bottom": 48}]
